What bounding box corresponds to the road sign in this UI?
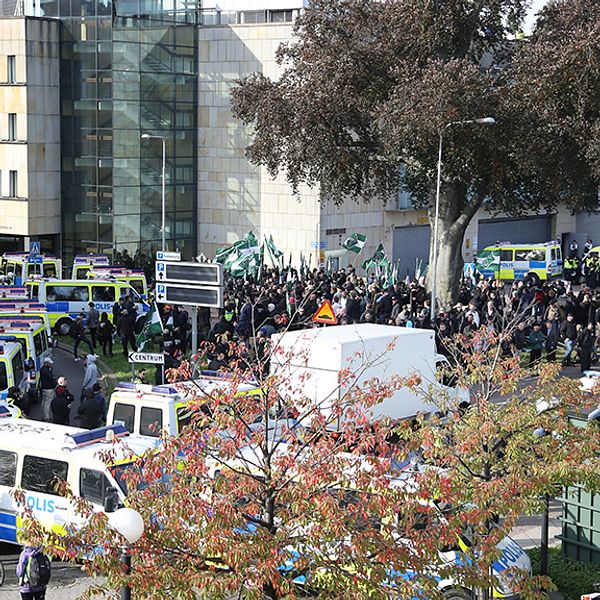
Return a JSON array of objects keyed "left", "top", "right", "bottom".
[
  {"left": 312, "top": 299, "right": 337, "bottom": 325},
  {"left": 155, "top": 283, "right": 223, "bottom": 308},
  {"left": 155, "top": 261, "right": 222, "bottom": 286},
  {"left": 27, "top": 255, "right": 43, "bottom": 264},
  {"left": 29, "top": 241, "right": 40, "bottom": 255},
  {"left": 128, "top": 351, "right": 164, "bottom": 365},
  {"left": 156, "top": 251, "right": 181, "bottom": 261}
]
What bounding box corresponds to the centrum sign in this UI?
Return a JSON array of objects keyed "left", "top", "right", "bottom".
[{"left": 128, "top": 352, "right": 164, "bottom": 365}]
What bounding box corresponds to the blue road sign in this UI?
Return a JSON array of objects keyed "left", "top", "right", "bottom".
[
  {"left": 29, "top": 241, "right": 40, "bottom": 255},
  {"left": 157, "top": 284, "right": 165, "bottom": 295},
  {"left": 27, "top": 255, "right": 43, "bottom": 264}
]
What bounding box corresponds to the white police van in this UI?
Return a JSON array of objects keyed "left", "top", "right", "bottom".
[{"left": 0, "top": 420, "right": 156, "bottom": 543}]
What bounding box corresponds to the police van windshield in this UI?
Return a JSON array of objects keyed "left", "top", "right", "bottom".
[{"left": 109, "top": 461, "right": 169, "bottom": 495}]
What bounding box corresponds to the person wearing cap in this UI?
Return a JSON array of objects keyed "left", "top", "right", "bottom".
[
  {"left": 39, "top": 357, "right": 57, "bottom": 422},
  {"left": 52, "top": 376, "right": 74, "bottom": 426}
]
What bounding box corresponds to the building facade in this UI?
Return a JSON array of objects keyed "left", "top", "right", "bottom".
[{"left": 0, "top": 17, "right": 60, "bottom": 255}]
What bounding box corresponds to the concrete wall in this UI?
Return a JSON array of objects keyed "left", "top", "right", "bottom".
[
  {"left": 197, "top": 22, "right": 320, "bottom": 262},
  {"left": 0, "top": 17, "right": 60, "bottom": 239}
]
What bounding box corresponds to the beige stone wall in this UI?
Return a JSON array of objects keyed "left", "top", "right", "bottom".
[
  {"left": 0, "top": 17, "right": 60, "bottom": 239},
  {"left": 197, "top": 23, "right": 320, "bottom": 263}
]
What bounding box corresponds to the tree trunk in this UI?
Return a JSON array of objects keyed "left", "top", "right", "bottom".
[{"left": 427, "top": 182, "right": 483, "bottom": 310}]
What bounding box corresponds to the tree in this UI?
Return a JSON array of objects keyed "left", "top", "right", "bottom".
[
  {"left": 230, "top": 0, "right": 600, "bottom": 306},
  {"left": 17, "top": 322, "right": 600, "bottom": 599}
]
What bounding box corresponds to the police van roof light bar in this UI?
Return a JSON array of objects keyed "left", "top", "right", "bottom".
[{"left": 65, "top": 424, "right": 129, "bottom": 448}]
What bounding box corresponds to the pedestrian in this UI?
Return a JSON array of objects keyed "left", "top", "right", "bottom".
[
  {"left": 134, "top": 368, "right": 147, "bottom": 384},
  {"left": 544, "top": 320, "right": 559, "bottom": 362},
  {"left": 16, "top": 545, "right": 51, "bottom": 600},
  {"left": 560, "top": 313, "right": 578, "bottom": 366},
  {"left": 97, "top": 312, "right": 114, "bottom": 357},
  {"left": 78, "top": 382, "right": 106, "bottom": 429},
  {"left": 584, "top": 238, "right": 593, "bottom": 254},
  {"left": 577, "top": 322, "right": 596, "bottom": 373},
  {"left": 80, "top": 354, "right": 98, "bottom": 402},
  {"left": 6, "top": 386, "right": 29, "bottom": 416},
  {"left": 51, "top": 376, "right": 74, "bottom": 426},
  {"left": 119, "top": 309, "right": 137, "bottom": 357},
  {"left": 86, "top": 302, "right": 100, "bottom": 349},
  {"left": 527, "top": 322, "right": 545, "bottom": 367},
  {"left": 569, "top": 239, "right": 579, "bottom": 258},
  {"left": 72, "top": 313, "right": 94, "bottom": 361},
  {"left": 39, "top": 357, "right": 56, "bottom": 422}
]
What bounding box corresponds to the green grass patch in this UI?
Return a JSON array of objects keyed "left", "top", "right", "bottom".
[{"left": 528, "top": 547, "right": 600, "bottom": 600}]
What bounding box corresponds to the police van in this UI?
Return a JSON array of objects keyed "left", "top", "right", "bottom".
[
  {"left": 0, "top": 303, "right": 53, "bottom": 341},
  {"left": 0, "top": 318, "right": 51, "bottom": 374},
  {"left": 0, "top": 420, "right": 156, "bottom": 544},
  {"left": 0, "top": 287, "right": 31, "bottom": 300},
  {"left": 87, "top": 267, "right": 148, "bottom": 299},
  {"left": 108, "top": 373, "right": 264, "bottom": 440},
  {"left": 0, "top": 253, "right": 62, "bottom": 285},
  {"left": 476, "top": 241, "right": 562, "bottom": 282},
  {"left": 72, "top": 254, "right": 111, "bottom": 280},
  {"left": 32, "top": 279, "right": 149, "bottom": 336},
  {"left": 0, "top": 342, "right": 28, "bottom": 399}
]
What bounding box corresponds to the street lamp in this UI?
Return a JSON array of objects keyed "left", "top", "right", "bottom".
[
  {"left": 430, "top": 117, "right": 496, "bottom": 321},
  {"left": 108, "top": 507, "right": 145, "bottom": 600},
  {"left": 141, "top": 133, "right": 167, "bottom": 252}
]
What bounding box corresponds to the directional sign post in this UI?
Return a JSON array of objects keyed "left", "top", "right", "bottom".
[
  {"left": 128, "top": 351, "right": 164, "bottom": 365},
  {"left": 156, "top": 251, "right": 181, "bottom": 261}
]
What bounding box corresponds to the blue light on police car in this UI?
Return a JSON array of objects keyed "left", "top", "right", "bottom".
[{"left": 65, "top": 424, "right": 129, "bottom": 447}]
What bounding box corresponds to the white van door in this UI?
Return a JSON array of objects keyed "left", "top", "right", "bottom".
[
  {"left": 20, "top": 453, "right": 79, "bottom": 533},
  {"left": 0, "top": 448, "right": 20, "bottom": 543}
]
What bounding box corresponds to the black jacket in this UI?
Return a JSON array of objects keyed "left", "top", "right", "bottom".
[
  {"left": 560, "top": 320, "right": 578, "bottom": 341},
  {"left": 52, "top": 386, "right": 74, "bottom": 426},
  {"left": 39, "top": 365, "right": 57, "bottom": 391},
  {"left": 78, "top": 392, "right": 106, "bottom": 429}
]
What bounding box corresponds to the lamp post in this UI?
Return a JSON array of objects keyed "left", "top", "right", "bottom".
[
  {"left": 140, "top": 133, "right": 167, "bottom": 252},
  {"left": 430, "top": 117, "right": 496, "bottom": 322},
  {"left": 108, "top": 507, "right": 145, "bottom": 600}
]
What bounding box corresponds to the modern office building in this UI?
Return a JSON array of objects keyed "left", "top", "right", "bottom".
[{"left": 0, "top": 16, "right": 60, "bottom": 255}]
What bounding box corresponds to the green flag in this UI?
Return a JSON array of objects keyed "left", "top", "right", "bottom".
[
  {"left": 265, "top": 235, "right": 284, "bottom": 267},
  {"left": 216, "top": 232, "right": 260, "bottom": 272},
  {"left": 362, "top": 242, "right": 387, "bottom": 271},
  {"left": 230, "top": 252, "right": 260, "bottom": 278},
  {"left": 341, "top": 232, "right": 367, "bottom": 254},
  {"left": 475, "top": 248, "right": 500, "bottom": 272},
  {"left": 135, "top": 302, "right": 164, "bottom": 352}
]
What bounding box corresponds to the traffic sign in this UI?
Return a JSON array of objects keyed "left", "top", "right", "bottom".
[
  {"left": 312, "top": 299, "right": 337, "bottom": 325},
  {"left": 155, "top": 261, "right": 222, "bottom": 286},
  {"left": 155, "top": 283, "right": 223, "bottom": 308},
  {"left": 27, "top": 255, "right": 43, "bottom": 264},
  {"left": 156, "top": 251, "right": 181, "bottom": 261},
  {"left": 128, "top": 352, "right": 164, "bottom": 365},
  {"left": 29, "top": 241, "right": 40, "bottom": 255}
]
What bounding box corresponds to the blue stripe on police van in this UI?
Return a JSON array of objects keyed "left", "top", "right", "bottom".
[
  {"left": 530, "top": 261, "right": 545, "bottom": 268},
  {"left": 0, "top": 512, "right": 17, "bottom": 526},
  {"left": 0, "top": 524, "right": 18, "bottom": 542}
]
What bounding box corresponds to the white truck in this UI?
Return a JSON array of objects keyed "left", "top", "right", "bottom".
[{"left": 270, "top": 324, "right": 468, "bottom": 429}]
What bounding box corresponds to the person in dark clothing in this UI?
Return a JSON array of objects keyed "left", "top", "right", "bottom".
[
  {"left": 119, "top": 309, "right": 137, "bottom": 357},
  {"left": 544, "top": 320, "right": 559, "bottom": 362},
  {"left": 16, "top": 545, "right": 49, "bottom": 600},
  {"left": 577, "top": 323, "right": 596, "bottom": 373},
  {"left": 51, "top": 376, "right": 74, "bottom": 426},
  {"left": 39, "top": 357, "right": 57, "bottom": 422},
  {"left": 560, "top": 313, "right": 578, "bottom": 365},
  {"left": 6, "top": 386, "right": 29, "bottom": 416},
  {"left": 72, "top": 314, "right": 94, "bottom": 361},
  {"left": 97, "top": 312, "right": 114, "bottom": 357},
  {"left": 86, "top": 302, "right": 100, "bottom": 349},
  {"left": 527, "top": 322, "right": 546, "bottom": 367},
  {"left": 78, "top": 382, "right": 106, "bottom": 429},
  {"left": 208, "top": 349, "right": 229, "bottom": 371},
  {"left": 173, "top": 306, "right": 190, "bottom": 353}
]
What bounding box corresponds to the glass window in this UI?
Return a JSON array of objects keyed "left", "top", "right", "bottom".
[
  {"left": 92, "top": 285, "right": 115, "bottom": 302},
  {"left": 129, "top": 280, "right": 144, "bottom": 295},
  {"left": 120, "top": 286, "right": 141, "bottom": 301},
  {"left": 556, "top": 247, "right": 562, "bottom": 260},
  {"left": 0, "top": 363, "right": 7, "bottom": 391},
  {"left": 34, "top": 332, "right": 43, "bottom": 358},
  {"left": 46, "top": 285, "right": 88, "bottom": 302},
  {"left": 29, "top": 283, "right": 39, "bottom": 298},
  {"left": 22, "top": 455, "right": 68, "bottom": 495},
  {"left": 7, "top": 56, "right": 15, "bottom": 83},
  {"left": 8, "top": 171, "right": 17, "bottom": 198},
  {"left": 0, "top": 450, "right": 16, "bottom": 486},
  {"left": 499, "top": 249, "right": 513, "bottom": 261},
  {"left": 269, "top": 9, "right": 293, "bottom": 22},
  {"left": 11, "top": 352, "right": 23, "bottom": 386},
  {"left": 43, "top": 263, "right": 57, "bottom": 278},
  {"left": 551, "top": 248, "right": 556, "bottom": 261},
  {"left": 0, "top": 450, "right": 17, "bottom": 487},
  {"left": 515, "top": 249, "right": 544, "bottom": 262},
  {"left": 26, "top": 263, "right": 42, "bottom": 278},
  {"left": 8, "top": 114, "right": 16, "bottom": 141},
  {"left": 80, "top": 468, "right": 114, "bottom": 505},
  {"left": 140, "top": 406, "right": 162, "bottom": 437},
  {"left": 113, "top": 402, "right": 135, "bottom": 433}
]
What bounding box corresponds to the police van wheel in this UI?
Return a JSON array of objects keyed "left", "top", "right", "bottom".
[
  {"left": 524, "top": 272, "right": 540, "bottom": 286},
  {"left": 442, "top": 589, "right": 471, "bottom": 600},
  {"left": 56, "top": 318, "right": 73, "bottom": 337}
]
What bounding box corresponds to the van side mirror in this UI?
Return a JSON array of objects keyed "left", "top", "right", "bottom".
[{"left": 103, "top": 488, "right": 119, "bottom": 513}]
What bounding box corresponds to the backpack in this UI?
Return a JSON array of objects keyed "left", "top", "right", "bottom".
[{"left": 24, "top": 553, "right": 51, "bottom": 587}]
